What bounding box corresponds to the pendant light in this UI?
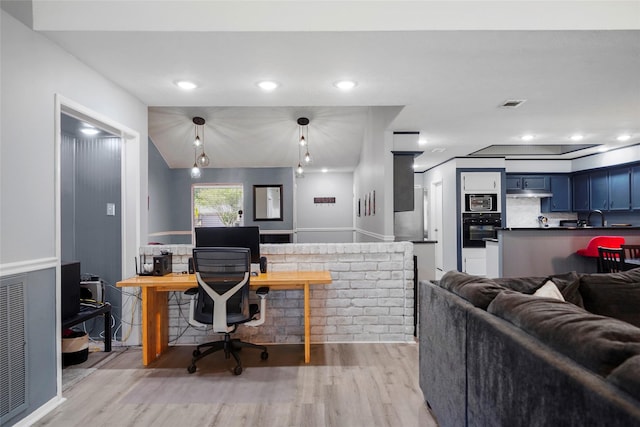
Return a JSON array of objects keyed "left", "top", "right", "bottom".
[
  {"left": 191, "top": 116, "right": 209, "bottom": 178},
  {"left": 296, "top": 117, "right": 310, "bottom": 177}
]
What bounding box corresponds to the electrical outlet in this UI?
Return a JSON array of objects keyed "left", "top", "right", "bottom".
[{"left": 107, "top": 203, "right": 116, "bottom": 216}]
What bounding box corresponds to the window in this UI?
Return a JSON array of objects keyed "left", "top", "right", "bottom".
[{"left": 193, "top": 184, "right": 244, "bottom": 228}]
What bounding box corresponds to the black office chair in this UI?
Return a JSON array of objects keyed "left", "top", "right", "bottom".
[
  {"left": 186, "top": 247, "right": 269, "bottom": 375},
  {"left": 598, "top": 246, "right": 627, "bottom": 273}
]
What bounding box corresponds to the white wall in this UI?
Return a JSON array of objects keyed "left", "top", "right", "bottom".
[
  {"left": 295, "top": 171, "right": 354, "bottom": 243},
  {"left": 354, "top": 106, "right": 402, "bottom": 242},
  {"left": 1, "top": 10, "right": 148, "bottom": 265},
  {"left": 572, "top": 144, "right": 640, "bottom": 172}
]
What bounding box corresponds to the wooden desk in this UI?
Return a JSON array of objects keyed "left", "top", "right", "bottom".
[{"left": 116, "top": 271, "right": 332, "bottom": 365}]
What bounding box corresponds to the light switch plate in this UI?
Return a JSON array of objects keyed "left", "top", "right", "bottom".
[{"left": 107, "top": 203, "right": 116, "bottom": 216}]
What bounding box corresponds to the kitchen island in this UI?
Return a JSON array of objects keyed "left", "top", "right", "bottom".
[{"left": 489, "top": 226, "right": 640, "bottom": 277}]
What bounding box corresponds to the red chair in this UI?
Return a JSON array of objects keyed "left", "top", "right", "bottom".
[
  {"left": 577, "top": 236, "right": 625, "bottom": 272},
  {"left": 576, "top": 236, "right": 626, "bottom": 257}
]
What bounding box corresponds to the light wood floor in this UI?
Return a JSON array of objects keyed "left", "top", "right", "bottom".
[{"left": 37, "top": 343, "right": 437, "bottom": 427}]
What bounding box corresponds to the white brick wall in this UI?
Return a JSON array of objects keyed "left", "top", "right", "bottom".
[{"left": 140, "top": 242, "right": 415, "bottom": 345}]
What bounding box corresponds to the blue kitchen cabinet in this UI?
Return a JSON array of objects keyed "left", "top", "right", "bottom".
[
  {"left": 506, "top": 176, "right": 522, "bottom": 191},
  {"left": 608, "top": 168, "right": 630, "bottom": 211},
  {"left": 631, "top": 166, "right": 640, "bottom": 210},
  {"left": 572, "top": 173, "right": 590, "bottom": 211},
  {"left": 541, "top": 175, "right": 571, "bottom": 212},
  {"left": 589, "top": 170, "right": 609, "bottom": 211}
]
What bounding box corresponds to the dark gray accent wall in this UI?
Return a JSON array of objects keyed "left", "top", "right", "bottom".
[
  {"left": 148, "top": 138, "right": 174, "bottom": 244},
  {"left": 2, "top": 269, "right": 57, "bottom": 426},
  {"left": 61, "top": 133, "right": 122, "bottom": 338}
]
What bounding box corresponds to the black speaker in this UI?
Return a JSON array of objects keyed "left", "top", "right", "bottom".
[
  {"left": 259, "top": 256, "right": 267, "bottom": 274},
  {"left": 188, "top": 257, "right": 195, "bottom": 274}
]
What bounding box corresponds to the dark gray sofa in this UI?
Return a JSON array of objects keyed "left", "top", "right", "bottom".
[{"left": 419, "top": 269, "right": 640, "bottom": 427}]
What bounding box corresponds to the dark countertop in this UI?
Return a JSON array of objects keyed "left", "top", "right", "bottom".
[
  {"left": 498, "top": 226, "right": 640, "bottom": 231},
  {"left": 412, "top": 240, "right": 438, "bottom": 244}
]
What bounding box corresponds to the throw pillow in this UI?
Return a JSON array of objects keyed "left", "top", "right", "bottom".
[
  {"left": 580, "top": 268, "right": 640, "bottom": 328},
  {"left": 533, "top": 280, "right": 565, "bottom": 301},
  {"left": 487, "top": 291, "right": 640, "bottom": 376}
]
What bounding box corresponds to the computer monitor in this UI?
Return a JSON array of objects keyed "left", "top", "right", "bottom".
[{"left": 194, "top": 226, "right": 261, "bottom": 264}]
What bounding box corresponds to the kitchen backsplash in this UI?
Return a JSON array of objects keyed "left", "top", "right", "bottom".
[{"left": 505, "top": 197, "right": 577, "bottom": 228}]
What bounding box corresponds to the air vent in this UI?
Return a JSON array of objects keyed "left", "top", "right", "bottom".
[
  {"left": 499, "top": 99, "right": 526, "bottom": 108},
  {"left": 0, "top": 277, "right": 27, "bottom": 423}
]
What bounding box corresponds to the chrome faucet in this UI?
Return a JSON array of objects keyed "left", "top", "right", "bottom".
[{"left": 587, "top": 209, "right": 605, "bottom": 227}]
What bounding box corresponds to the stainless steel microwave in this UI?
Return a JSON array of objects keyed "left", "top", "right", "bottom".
[{"left": 465, "top": 193, "right": 498, "bottom": 212}]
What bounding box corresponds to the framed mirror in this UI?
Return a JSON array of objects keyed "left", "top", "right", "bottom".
[{"left": 253, "top": 184, "right": 283, "bottom": 221}]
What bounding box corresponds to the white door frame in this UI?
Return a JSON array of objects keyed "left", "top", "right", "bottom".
[{"left": 54, "top": 94, "right": 141, "bottom": 397}]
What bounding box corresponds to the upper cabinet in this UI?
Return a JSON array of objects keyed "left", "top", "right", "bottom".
[
  {"left": 632, "top": 166, "right": 640, "bottom": 210},
  {"left": 573, "top": 166, "right": 634, "bottom": 212},
  {"left": 589, "top": 170, "right": 609, "bottom": 211},
  {"left": 461, "top": 172, "right": 500, "bottom": 192},
  {"left": 608, "top": 168, "right": 631, "bottom": 211},
  {"left": 572, "top": 173, "right": 590, "bottom": 211},
  {"left": 506, "top": 175, "right": 549, "bottom": 192},
  {"left": 541, "top": 175, "right": 571, "bottom": 212}
]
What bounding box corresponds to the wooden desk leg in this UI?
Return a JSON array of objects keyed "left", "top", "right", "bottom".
[
  {"left": 304, "top": 282, "right": 310, "bottom": 363},
  {"left": 141, "top": 287, "right": 169, "bottom": 366}
]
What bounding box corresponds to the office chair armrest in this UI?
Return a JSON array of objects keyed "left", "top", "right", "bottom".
[
  {"left": 245, "top": 287, "right": 269, "bottom": 327},
  {"left": 186, "top": 289, "right": 210, "bottom": 329}
]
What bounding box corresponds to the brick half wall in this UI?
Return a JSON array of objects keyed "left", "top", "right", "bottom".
[{"left": 139, "top": 242, "right": 415, "bottom": 345}]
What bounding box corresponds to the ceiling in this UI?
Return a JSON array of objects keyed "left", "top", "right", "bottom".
[{"left": 13, "top": 1, "right": 640, "bottom": 172}]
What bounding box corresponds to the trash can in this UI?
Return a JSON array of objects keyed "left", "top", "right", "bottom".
[{"left": 62, "top": 328, "right": 88, "bottom": 366}]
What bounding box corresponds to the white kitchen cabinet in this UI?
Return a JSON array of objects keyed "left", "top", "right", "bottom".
[
  {"left": 462, "top": 248, "right": 487, "bottom": 276},
  {"left": 461, "top": 172, "right": 500, "bottom": 192}
]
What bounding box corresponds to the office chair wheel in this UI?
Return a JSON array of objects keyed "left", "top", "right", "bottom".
[
  {"left": 193, "top": 349, "right": 201, "bottom": 357},
  {"left": 187, "top": 364, "right": 197, "bottom": 374},
  {"left": 233, "top": 365, "right": 243, "bottom": 376},
  {"left": 261, "top": 351, "right": 269, "bottom": 360}
]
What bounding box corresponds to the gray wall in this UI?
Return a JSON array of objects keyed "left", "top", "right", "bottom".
[
  {"left": 1, "top": 11, "right": 147, "bottom": 424},
  {"left": 148, "top": 143, "right": 294, "bottom": 244},
  {"left": 61, "top": 133, "right": 122, "bottom": 336}
]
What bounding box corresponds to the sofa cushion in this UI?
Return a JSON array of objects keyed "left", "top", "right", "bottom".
[
  {"left": 580, "top": 268, "right": 640, "bottom": 328},
  {"left": 607, "top": 355, "right": 640, "bottom": 401},
  {"left": 439, "top": 271, "right": 507, "bottom": 309},
  {"left": 487, "top": 291, "right": 640, "bottom": 376}
]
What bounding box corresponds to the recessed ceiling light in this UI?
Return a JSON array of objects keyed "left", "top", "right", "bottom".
[
  {"left": 321, "top": 168, "right": 328, "bottom": 173},
  {"left": 80, "top": 127, "right": 100, "bottom": 135},
  {"left": 333, "top": 80, "right": 357, "bottom": 90},
  {"left": 431, "top": 147, "right": 446, "bottom": 153},
  {"left": 617, "top": 134, "right": 631, "bottom": 142},
  {"left": 418, "top": 138, "right": 428, "bottom": 146},
  {"left": 176, "top": 80, "right": 197, "bottom": 90},
  {"left": 521, "top": 134, "right": 534, "bottom": 141},
  {"left": 598, "top": 145, "right": 610, "bottom": 152},
  {"left": 257, "top": 81, "right": 279, "bottom": 91},
  {"left": 570, "top": 134, "right": 584, "bottom": 141}
]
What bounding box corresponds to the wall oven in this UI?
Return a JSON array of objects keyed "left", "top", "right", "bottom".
[
  {"left": 462, "top": 213, "right": 502, "bottom": 248},
  {"left": 465, "top": 193, "right": 498, "bottom": 212}
]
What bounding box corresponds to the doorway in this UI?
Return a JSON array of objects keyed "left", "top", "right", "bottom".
[{"left": 60, "top": 113, "right": 122, "bottom": 339}]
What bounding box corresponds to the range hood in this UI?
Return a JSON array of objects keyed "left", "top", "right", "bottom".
[{"left": 506, "top": 190, "right": 553, "bottom": 198}]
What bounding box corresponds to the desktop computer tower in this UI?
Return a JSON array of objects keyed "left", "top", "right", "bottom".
[{"left": 61, "top": 261, "right": 81, "bottom": 320}]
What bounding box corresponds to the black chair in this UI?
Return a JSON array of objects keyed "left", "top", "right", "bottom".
[
  {"left": 186, "top": 247, "right": 269, "bottom": 375},
  {"left": 597, "top": 246, "right": 627, "bottom": 273},
  {"left": 621, "top": 244, "right": 640, "bottom": 260}
]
